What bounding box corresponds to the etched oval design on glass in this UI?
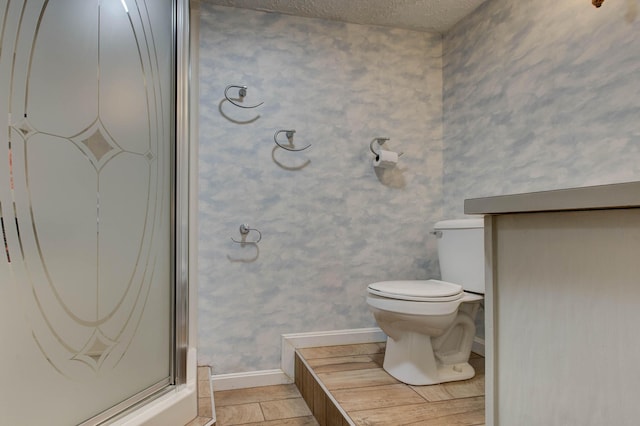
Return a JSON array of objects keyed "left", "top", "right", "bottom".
[{"left": 7, "top": 0, "right": 170, "bottom": 379}]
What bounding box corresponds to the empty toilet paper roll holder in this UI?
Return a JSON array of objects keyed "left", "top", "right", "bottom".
[{"left": 370, "top": 137, "right": 403, "bottom": 160}]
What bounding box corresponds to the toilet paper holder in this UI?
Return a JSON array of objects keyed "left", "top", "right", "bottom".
[{"left": 370, "top": 137, "right": 403, "bottom": 160}]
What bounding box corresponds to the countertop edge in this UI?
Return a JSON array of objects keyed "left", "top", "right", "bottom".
[{"left": 464, "top": 181, "right": 640, "bottom": 215}]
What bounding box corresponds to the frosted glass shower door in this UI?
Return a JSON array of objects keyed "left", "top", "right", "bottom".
[{"left": 0, "top": 1, "right": 175, "bottom": 424}]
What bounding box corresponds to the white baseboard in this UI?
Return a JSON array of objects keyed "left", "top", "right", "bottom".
[
  {"left": 211, "top": 328, "right": 387, "bottom": 391},
  {"left": 212, "top": 329, "right": 482, "bottom": 391},
  {"left": 472, "top": 336, "right": 485, "bottom": 357},
  {"left": 211, "top": 369, "right": 292, "bottom": 392},
  {"left": 281, "top": 327, "right": 387, "bottom": 379}
]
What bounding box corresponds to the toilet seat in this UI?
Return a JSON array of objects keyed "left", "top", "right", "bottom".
[
  {"left": 367, "top": 279, "right": 463, "bottom": 302},
  {"left": 367, "top": 292, "right": 464, "bottom": 316}
]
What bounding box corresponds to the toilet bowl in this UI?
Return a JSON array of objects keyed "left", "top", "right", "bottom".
[{"left": 366, "top": 219, "right": 485, "bottom": 386}]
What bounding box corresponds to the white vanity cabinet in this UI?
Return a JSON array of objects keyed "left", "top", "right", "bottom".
[{"left": 465, "top": 182, "right": 640, "bottom": 426}]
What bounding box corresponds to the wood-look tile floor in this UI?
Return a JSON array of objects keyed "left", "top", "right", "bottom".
[
  {"left": 298, "top": 342, "right": 485, "bottom": 426},
  {"left": 213, "top": 384, "right": 319, "bottom": 425},
  {"left": 213, "top": 342, "right": 485, "bottom": 425}
]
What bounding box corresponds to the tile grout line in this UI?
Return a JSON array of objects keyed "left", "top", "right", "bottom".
[
  {"left": 401, "top": 406, "right": 486, "bottom": 426},
  {"left": 346, "top": 396, "right": 486, "bottom": 414},
  {"left": 299, "top": 349, "right": 385, "bottom": 361},
  {"left": 257, "top": 398, "right": 267, "bottom": 424},
  {"left": 406, "top": 384, "right": 433, "bottom": 403},
  {"left": 315, "top": 369, "right": 402, "bottom": 392},
  {"left": 215, "top": 395, "right": 307, "bottom": 408},
  {"left": 346, "top": 401, "right": 486, "bottom": 426},
  {"left": 301, "top": 353, "right": 383, "bottom": 360}
]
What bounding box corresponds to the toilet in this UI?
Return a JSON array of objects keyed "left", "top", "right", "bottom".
[{"left": 366, "top": 219, "right": 484, "bottom": 386}]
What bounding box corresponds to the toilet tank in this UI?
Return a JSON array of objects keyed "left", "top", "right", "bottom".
[{"left": 434, "top": 218, "right": 484, "bottom": 294}]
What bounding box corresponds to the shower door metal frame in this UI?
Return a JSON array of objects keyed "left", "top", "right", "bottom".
[
  {"left": 73, "top": 0, "right": 191, "bottom": 423},
  {"left": 173, "top": 0, "right": 191, "bottom": 390}
]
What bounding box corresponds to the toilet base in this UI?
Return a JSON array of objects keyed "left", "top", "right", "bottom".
[
  {"left": 432, "top": 362, "right": 475, "bottom": 384},
  {"left": 382, "top": 332, "right": 475, "bottom": 385}
]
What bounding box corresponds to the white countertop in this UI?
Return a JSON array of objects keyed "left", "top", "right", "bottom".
[{"left": 464, "top": 181, "right": 640, "bottom": 215}]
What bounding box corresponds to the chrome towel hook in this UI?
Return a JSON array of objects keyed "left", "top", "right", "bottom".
[
  {"left": 273, "top": 129, "right": 311, "bottom": 152},
  {"left": 231, "top": 224, "right": 262, "bottom": 244},
  {"left": 224, "top": 84, "right": 264, "bottom": 109}
]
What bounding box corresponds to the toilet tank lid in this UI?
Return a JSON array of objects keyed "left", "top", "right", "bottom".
[{"left": 434, "top": 218, "right": 483, "bottom": 230}]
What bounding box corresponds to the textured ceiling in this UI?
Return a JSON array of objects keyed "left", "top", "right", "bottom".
[{"left": 203, "top": 0, "right": 488, "bottom": 33}]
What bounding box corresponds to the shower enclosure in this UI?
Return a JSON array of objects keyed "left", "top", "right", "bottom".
[{"left": 0, "top": 0, "right": 190, "bottom": 424}]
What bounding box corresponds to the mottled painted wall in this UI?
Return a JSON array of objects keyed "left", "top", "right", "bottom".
[
  {"left": 443, "top": 0, "right": 640, "bottom": 217},
  {"left": 198, "top": 5, "right": 444, "bottom": 373}
]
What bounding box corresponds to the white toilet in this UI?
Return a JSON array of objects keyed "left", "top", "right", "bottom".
[{"left": 366, "top": 219, "right": 484, "bottom": 386}]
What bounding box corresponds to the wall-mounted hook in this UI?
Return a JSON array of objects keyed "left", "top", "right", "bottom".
[
  {"left": 224, "top": 84, "right": 264, "bottom": 109},
  {"left": 274, "top": 129, "right": 311, "bottom": 152},
  {"left": 231, "top": 224, "right": 262, "bottom": 244}
]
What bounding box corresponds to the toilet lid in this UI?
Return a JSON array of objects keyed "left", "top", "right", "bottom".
[{"left": 367, "top": 280, "right": 463, "bottom": 302}]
